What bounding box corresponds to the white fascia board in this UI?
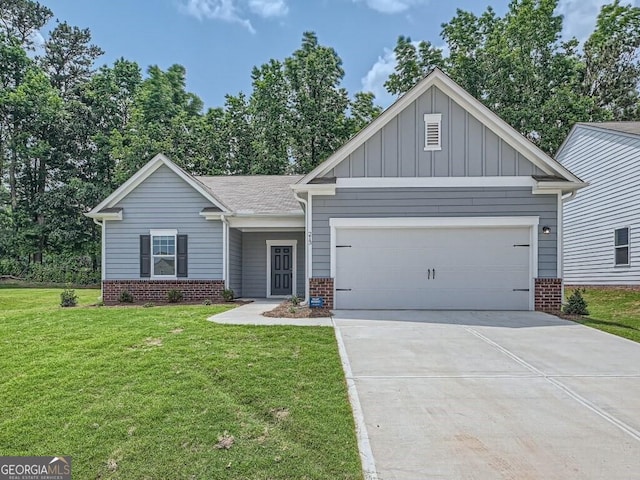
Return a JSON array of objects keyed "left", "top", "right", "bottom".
[
  {"left": 84, "top": 211, "right": 123, "bottom": 221},
  {"left": 336, "top": 176, "right": 536, "bottom": 188},
  {"left": 290, "top": 184, "right": 336, "bottom": 196},
  {"left": 329, "top": 216, "right": 540, "bottom": 229},
  {"left": 228, "top": 215, "right": 305, "bottom": 229},
  {"left": 532, "top": 181, "right": 588, "bottom": 195},
  {"left": 199, "top": 211, "right": 225, "bottom": 220}
]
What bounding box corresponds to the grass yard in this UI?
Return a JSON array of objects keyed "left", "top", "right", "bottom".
[
  {"left": 0, "top": 287, "right": 362, "bottom": 479},
  {"left": 568, "top": 287, "right": 640, "bottom": 343}
]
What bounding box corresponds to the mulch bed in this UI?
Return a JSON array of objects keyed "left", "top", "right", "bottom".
[
  {"left": 262, "top": 300, "right": 332, "bottom": 318},
  {"left": 94, "top": 300, "right": 251, "bottom": 308}
]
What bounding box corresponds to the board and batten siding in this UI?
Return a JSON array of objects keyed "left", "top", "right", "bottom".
[
  {"left": 229, "top": 228, "right": 243, "bottom": 296},
  {"left": 312, "top": 187, "right": 557, "bottom": 278},
  {"left": 325, "top": 86, "right": 546, "bottom": 179},
  {"left": 558, "top": 126, "right": 640, "bottom": 284},
  {"left": 242, "top": 232, "right": 305, "bottom": 298},
  {"left": 105, "top": 165, "right": 223, "bottom": 280}
]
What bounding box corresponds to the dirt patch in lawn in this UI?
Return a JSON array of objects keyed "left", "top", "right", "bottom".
[{"left": 262, "top": 300, "right": 332, "bottom": 318}]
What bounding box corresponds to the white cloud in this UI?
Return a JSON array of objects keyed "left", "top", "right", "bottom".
[
  {"left": 353, "top": 0, "right": 430, "bottom": 14},
  {"left": 248, "top": 0, "right": 288, "bottom": 18},
  {"left": 179, "top": 0, "right": 290, "bottom": 31},
  {"left": 361, "top": 47, "right": 397, "bottom": 108},
  {"left": 556, "top": 0, "right": 611, "bottom": 42}
]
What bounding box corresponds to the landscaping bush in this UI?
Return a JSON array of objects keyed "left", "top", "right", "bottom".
[
  {"left": 222, "top": 289, "right": 235, "bottom": 302},
  {"left": 290, "top": 295, "right": 300, "bottom": 306},
  {"left": 119, "top": 290, "right": 134, "bottom": 303},
  {"left": 564, "top": 288, "right": 589, "bottom": 315},
  {"left": 60, "top": 287, "right": 78, "bottom": 307},
  {"left": 167, "top": 289, "right": 183, "bottom": 303}
]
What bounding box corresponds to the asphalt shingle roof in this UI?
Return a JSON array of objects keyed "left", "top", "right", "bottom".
[
  {"left": 581, "top": 122, "right": 640, "bottom": 136},
  {"left": 195, "top": 175, "right": 304, "bottom": 215}
]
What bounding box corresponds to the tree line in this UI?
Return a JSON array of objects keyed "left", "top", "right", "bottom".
[{"left": 1, "top": 0, "right": 639, "bottom": 283}]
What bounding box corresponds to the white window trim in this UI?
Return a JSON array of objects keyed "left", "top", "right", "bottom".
[
  {"left": 614, "top": 227, "right": 630, "bottom": 267},
  {"left": 424, "top": 113, "right": 442, "bottom": 151},
  {"left": 266, "top": 240, "right": 297, "bottom": 298},
  {"left": 329, "top": 216, "right": 539, "bottom": 311},
  {"left": 150, "top": 229, "right": 178, "bottom": 279}
]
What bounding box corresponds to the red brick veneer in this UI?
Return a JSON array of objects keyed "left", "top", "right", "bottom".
[
  {"left": 309, "top": 277, "right": 334, "bottom": 309},
  {"left": 103, "top": 280, "right": 225, "bottom": 304},
  {"left": 535, "top": 278, "right": 562, "bottom": 312}
]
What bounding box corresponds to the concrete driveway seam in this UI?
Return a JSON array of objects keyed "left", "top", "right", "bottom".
[
  {"left": 332, "top": 318, "right": 378, "bottom": 480},
  {"left": 466, "top": 326, "right": 640, "bottom": 443}
]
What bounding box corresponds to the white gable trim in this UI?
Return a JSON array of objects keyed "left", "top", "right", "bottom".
[
  {"left": 88, "top": 153, "right": 230, "bottom": 215},
  {"left": 298, "top": 68, "right": 583, "bottom": 187}
]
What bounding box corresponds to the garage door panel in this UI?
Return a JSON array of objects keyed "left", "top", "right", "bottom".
[{"left": 334, "top": 225, "right": 532, "bottom": 310}]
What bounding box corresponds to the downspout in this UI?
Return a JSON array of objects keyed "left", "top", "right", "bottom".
[
  {"left": 221, "top": 214, "right": 230, "bottom": 289},
  {"left": 92, "top": 218, "right": 105, "bottom": 300},
  {"left": 293, "top": 191, "right": 309, "bottom": 303},
  {"left": 558, "top": 190, "right": 577, "bottom": 304}
]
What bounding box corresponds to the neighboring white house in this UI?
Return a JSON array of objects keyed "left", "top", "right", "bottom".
[{"left": 557, "top": 122, "right": 640, "bottom": 286}]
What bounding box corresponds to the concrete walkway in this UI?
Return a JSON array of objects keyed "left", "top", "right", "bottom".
[{"left": 208, "top": 298, "right": 332, "bottom": 326}]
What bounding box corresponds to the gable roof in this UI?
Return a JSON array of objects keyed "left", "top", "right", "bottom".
[
  {"left": 87, "top": 153, "right": 304, "bottom": 219},
  {"left": 86, "top": 154, "right": 230, "bottom": 218},
  {"left": 578, "top": 122, "right": 640, "bottom": 137},
  {"left": 195, "top": 175, "right": 304, "bottom": 215},
  {"left": 298, "top": 68, "right": 584, "bottom": 187}
]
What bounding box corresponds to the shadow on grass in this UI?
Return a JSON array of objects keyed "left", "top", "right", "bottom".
[{"left": 578, "top": 316, "right": 640, "bottom": 332}]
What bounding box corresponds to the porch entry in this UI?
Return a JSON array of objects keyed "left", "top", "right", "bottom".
[{"left": 270, "top": 245, "right": 293, "bottom": 296}]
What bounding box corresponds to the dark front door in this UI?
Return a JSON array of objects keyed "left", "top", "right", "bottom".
[{"left": 271, "top": 246, "right": 292, "bottom": 296}]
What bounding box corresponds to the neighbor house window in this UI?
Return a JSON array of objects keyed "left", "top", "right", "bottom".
[
  {"left": 151, "top": 230, "right": 177, "bottom": 277},
  {"left": 614, "top": 227, "right": 629, "bottom": 266},
  {"left": 424, "top": 113, "right": 442, "bottom": 151}
]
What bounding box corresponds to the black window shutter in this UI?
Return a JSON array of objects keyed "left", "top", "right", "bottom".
[
  {"left": 140, "top": 235, "right": 151, "bottom": 277},
  {"left": 177, "top": 234, "right": 188, "bottom": 278}
]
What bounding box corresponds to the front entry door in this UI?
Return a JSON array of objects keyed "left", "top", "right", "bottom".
[{"left": 271, "top": 246, "right": 292, "bottom": 296}]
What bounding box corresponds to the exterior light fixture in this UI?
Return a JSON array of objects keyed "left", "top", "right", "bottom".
[{"left": 542, "top": 226, "right": 551, "bottom": 235}]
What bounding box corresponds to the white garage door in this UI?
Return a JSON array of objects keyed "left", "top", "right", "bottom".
[{"left": 334, "top": 225, "right": 532, "bottom": 310}]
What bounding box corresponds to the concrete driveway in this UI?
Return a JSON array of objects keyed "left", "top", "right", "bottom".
[{"left": 333, "top": 310, "right": 640, "bottom": 480}]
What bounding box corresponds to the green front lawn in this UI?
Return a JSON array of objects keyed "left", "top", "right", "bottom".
[
  {"left": 0, "top": 287, "right": 361, "bottom": 479},
  {"left": 568, "top": 287, "right": 640, "bottom": 343}
]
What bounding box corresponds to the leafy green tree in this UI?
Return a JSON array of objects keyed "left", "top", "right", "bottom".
[
  {"left": 583, "top": 0, "right": 640, "bottom": 119},
  {"left": 348, "top": 91, "right": 383, "bottom": 134},
  {"left": 285, "top": 32, "right": 350, "bottom": 173},
  {"left": 385, "top": 36, "right": 444, "bottom": 97}
]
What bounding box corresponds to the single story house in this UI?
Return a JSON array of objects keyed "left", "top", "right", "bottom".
[
  {"left": 557, "top": 122, "right": 640, "bottom": 286},
  {"left": 87, "top": 68, "right": 586, "bottom": 311}
]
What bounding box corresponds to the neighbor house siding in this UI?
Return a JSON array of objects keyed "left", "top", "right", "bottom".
[
  {"left": 558, "top": 126, "right": 640, "bottom": 285},
  {"left": 105, "top": 165, "right": 222, "bottom": 280},
  {"left": 325, "top": 86, "right": 546, "bottom": 179},
  {"left": 242, "top": 232, "right": 305, "bottom": 298},
  {"left": 311, "top": 187, "right": 557, "bottom": 277},
  {"left": 229, "top": 228, "right": 243, "bottom": 297}
]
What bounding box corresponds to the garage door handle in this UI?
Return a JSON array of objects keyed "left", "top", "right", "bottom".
[
  {"left": 427, "top": 269, "right": 430, "bottom": 279},
  {"left": 433, "top": 268, "right": 435, "bottom": 279},
  {"left": 513, "top": 288, "right": 530, "bottom": 292},
  {"left": 336, "top": 288, "right": 352, "bottom": 292}
]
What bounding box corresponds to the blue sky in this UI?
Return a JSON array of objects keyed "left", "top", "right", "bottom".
[{"left": 41, "top": 0, "right": 616, "bottom": 109}]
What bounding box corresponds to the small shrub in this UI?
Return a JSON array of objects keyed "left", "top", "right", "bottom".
[
  {"left": 119, "top": 290, "right": 134, "bottom": 303},
  {"left": 167, "top": 289, "right": 183, "bottom": 303},
  {"left": 290, "top": 295, "right": 300, "bottom": 306},
  {"left": 288, "top": 306, "right": 296, "bottom": 314},
  {"left": 60, "top": 287, "right": 78, "bottom": 307},
  {"left": 143, "top": 302, "right": 155, "bottom": 308},
  {"left": 202, "top": 299, "right": 212, "bottom": 305},
  {"left": 222, "top": 289, "right": 235, "bottom": 302},
  {"left": 564, "top": 288, "right": 589, "bottom": 315}
]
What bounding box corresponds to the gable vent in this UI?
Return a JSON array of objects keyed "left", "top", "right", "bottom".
[{"left": 424, "top": 113, "right": 442, "bottom": 151}]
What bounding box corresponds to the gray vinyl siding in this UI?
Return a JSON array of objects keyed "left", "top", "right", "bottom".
[
  {"left": 312, "top": 187, "right": 557, "bottom": 277},
  {"left": 229, "top": 228, "right": 243, "bottom": 296},
  {"left": 242, "top": 232, "right": 305, "bottom": 298},
  {"left": 558, "top": 126, "right": 640, "bottom": 284},
  {"left": 105, "top": 165, "right": 222, "bottom": 280},
  {"left": 326, "top": 86, "right": 546, "bottom": 179}
]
